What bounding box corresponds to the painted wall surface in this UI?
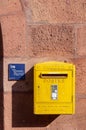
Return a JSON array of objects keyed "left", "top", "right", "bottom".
[{"left": 0, "top": 0, "right": 86, "bottom": 130}]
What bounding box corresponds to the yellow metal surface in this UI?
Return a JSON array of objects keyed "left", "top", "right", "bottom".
[{"left": 34, "top": 61, "right": 75, "bottom": 114}]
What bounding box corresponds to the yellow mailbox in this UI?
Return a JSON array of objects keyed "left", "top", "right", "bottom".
[{"left": 34, "top": 61, "right": 75, "bottom": 114}]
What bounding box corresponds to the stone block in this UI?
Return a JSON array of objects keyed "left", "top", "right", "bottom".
[
  {"left": 27, "top": 25, "right": 75, "bottom": 58},
  {"left": 77, "top": 25, "right": 86, "bottom": 56},
  {"left": 22, "top": 0, "right": 86, "bottom": 23},
  {"left": 4, "top": 92, "right": 12, "bottom": 130},
  {"left": 73, "top": 58, "right": 86, "bottom": 94},
  {"left": 1, "top": 13, "right": 26, "bottom": 57},
  {"left": 0, "top": 0, "right": 22, "bottom": 16}
]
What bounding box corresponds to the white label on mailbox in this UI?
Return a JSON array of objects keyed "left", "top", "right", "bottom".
[{"left": 51, "top": 85, "right": 57, "bottom": 100}]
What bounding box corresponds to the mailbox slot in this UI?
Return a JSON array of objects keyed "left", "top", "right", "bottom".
[{"left": 40, "top": 73, "right": 68, "bottom": 78}]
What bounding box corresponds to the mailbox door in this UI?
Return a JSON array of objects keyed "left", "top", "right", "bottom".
[{"left": 34, "top": 70, "right": 73, "bottom": 103}]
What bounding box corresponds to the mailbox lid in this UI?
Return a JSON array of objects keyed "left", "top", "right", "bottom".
[{"left": 34, "top": 61, "right": 74, "bottom": 71}]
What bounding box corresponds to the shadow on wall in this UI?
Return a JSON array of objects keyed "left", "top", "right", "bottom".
[
  {"left": 12, "top": 67, "right": 59, "bottom": 127},
  {"left": 0, "top": 24, "right": 4, "bottom": 130}
]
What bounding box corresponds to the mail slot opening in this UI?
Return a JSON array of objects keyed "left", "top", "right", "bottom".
[{"left": 40, "top": 73, "right": 68, "bottom": 78}]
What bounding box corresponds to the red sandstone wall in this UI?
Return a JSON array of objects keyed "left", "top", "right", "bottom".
[{"left": 0, "top": 0, "right": 86, "bottom": 130}]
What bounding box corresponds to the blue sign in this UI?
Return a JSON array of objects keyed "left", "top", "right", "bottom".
[{"left": 8, "top": 64, "right": 25, "bottom": 80}]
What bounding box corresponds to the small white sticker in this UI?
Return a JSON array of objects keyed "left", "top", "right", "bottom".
[{"left": 52, "top": 93, "right": 57, "bottom": 100}]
